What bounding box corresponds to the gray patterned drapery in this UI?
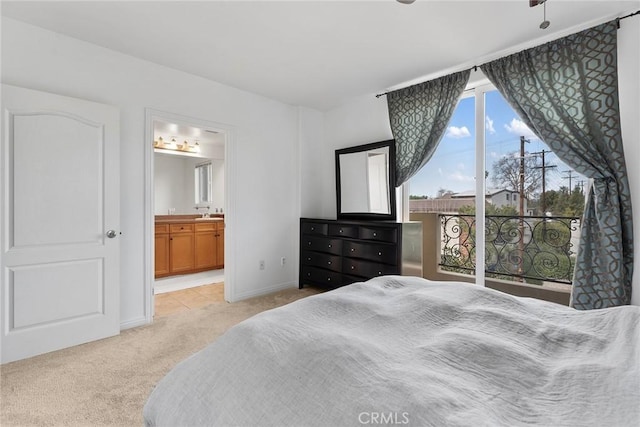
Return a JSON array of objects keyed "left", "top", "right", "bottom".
[
  {"left": 481, "top": 21, "right": 633, "bottom": 309},
  {"left": 387, "top": 70, "right": 470, "bottom": 186}
]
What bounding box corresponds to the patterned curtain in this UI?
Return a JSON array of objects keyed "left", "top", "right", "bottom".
[
  {"left": 387, "top": 70, "right": 470, "bottom": 186},
  {"left": 481, "top": 21, "right": 633, "bottom": 309}
]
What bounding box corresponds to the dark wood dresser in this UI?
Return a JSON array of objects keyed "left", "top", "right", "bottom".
[{"left": 299, "top": 218, "right": 422, "bottom": 289}]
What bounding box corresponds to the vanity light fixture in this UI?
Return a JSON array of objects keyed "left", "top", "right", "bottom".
[{"left": 154, "top": 135, "right": 201, "bottom": 154}]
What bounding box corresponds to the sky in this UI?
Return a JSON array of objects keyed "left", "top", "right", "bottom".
[{"left": 409, "top": 90, "right": 586, "bottom": 198}]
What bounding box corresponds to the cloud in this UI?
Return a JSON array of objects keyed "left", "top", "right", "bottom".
[
  {"left": 448, "top": 171, "right": 475, "bottom": 182},
  {"left": 504, "top": 118, "right": 538, "bottom": 140},
  {"left": 485, "top": 116, "right": 496, "bottom": 134},
  {"left": 490, "top": 151, "right": 499, "bottom": 158},
  {"left": 446, "top": 126, "right": 471, "bottom": 139},
  {"left": 457, "top": 162, "right": 465, "bottom": 170}
]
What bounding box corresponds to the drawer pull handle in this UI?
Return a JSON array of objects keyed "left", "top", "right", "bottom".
[
  {"left": 328, "top": 261, "right": 332, "bottom": 265},
  {"left": 311, "top": 227, "right": 315, "bottom": 231},
  {"left": 339, "top": 229, "right": 343, "bottom": 233},
  {"left": 327, "top": 278, "right": 331, "bottom": 282},
  {"left": 378, "top": 252, "right": 382, "bottom": 256},
  {"left": 307, "top": 273, "right": 311, "bottom": 277},
  {"left": 351, "top": 266, "right": 355, "bottom": 270},
  {"left": 307, "top": 257, "right": 311, "bottom": 261},
  {"left": 308, "top": 242, "right": 312, "bottom": 245},
  {"left": 328, "top": 244, "right": 332, "bottom": 248},
  {"left": 350, "top": 248, "right": 355, "bottom": 252},
  {"left": 378, "top": 271, "right": 382, "bottom": 275},
  {"left": 373, "top": 232, "right": 377, "bottom": 237}
]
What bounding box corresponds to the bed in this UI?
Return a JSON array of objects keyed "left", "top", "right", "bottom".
[{"left": 143, "top": 276, "right": 640, "bottom": 426}]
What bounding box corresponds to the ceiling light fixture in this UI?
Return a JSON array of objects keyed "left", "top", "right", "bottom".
[{"left": 396, "top": 0, "right": 416, "bottom": 4}]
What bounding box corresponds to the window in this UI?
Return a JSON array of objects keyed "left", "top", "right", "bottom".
[
  {"left": 408, "top": 81, "right": 585, "bottom": 292},
  {"left": 194, "top": 162, "right": 212, "bottom": 204}
]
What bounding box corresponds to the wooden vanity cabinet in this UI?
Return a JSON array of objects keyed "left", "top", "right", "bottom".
[
  {"left": 169, "top": 223, "right": 195, "bottom": 274},
  {"left": 195, "top": 222, "right": 217, "bottom": 270},
  {"left": 154, "top": 224, "right": 171, "bottom": 277},
  {"left": 155, "top": 220, "right": 224, "bottom": 278},
  {"left": 215, "top": 227, "right": 225, "bottom": 267}
]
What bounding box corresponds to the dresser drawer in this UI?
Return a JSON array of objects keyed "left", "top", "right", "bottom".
[
  {"left": 300, "top": 266, "right": 342, "bottom": 288},
  {"left": 302, "top": 236, "right": 342, "bottom": 255},
  {"left": 327, "top": 224, "right": 358, "bottom": 239},
  {"left": 301, "top": 251, "right": 342, "bottom": 273},
  {"left": 301, "top": 222, "right": 328, "bottom": 236},
  {"left": 343, "top": 241, "right": 397, "bottom": 265},
  {"left": 359, "top": 226, "right": 397, "bottom": 243},
  {"left": 342, "top": 258, "right": 399, "bottom": 278}
]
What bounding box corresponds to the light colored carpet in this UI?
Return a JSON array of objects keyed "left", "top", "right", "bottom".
[{"left": 0, "top": 286, "right": 320, "bottom": 426}]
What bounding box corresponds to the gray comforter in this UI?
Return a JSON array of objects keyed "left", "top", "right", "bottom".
[{"left": 144, "top": 276, "right": 640, "bottom": 426}]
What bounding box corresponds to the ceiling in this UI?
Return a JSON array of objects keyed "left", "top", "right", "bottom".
[{"left": 2, "top": 1, "right": 638, "bottom": 111}]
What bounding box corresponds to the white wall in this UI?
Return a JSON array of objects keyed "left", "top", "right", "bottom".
[
  {"left": 310, "top": 16, "right": 640, "bottom": 305},
  {"left": 1, "top": 17, "right": 312, "bottom": 326}
]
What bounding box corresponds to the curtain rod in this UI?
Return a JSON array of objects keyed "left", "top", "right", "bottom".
[{"left": 375, "top": 9, "right": 639, "bottom": 99}]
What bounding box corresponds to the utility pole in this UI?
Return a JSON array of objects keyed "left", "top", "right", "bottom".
[
  {"left": 576, "top": 180, "right": 585, "bottom": 194},
  {"left": 518, "top": 136, "right": 530, "bottom": 282},
  {"left": 519, "top": 136, "right": 530, "bottom": 219},
  {"left": 563, "top": 170, "right": 578, "bottom": 195},
  {"left": 532, "top": 150, "right": 557, "bottom": 215}
]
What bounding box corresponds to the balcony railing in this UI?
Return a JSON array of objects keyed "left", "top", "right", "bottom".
[{"left": 439, "top": 214, "right": 581, "bottom": 285}]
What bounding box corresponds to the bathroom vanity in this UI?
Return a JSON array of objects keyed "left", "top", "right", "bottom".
[{"left": 154, "top": 215, "right": 224, "bottom": 278}]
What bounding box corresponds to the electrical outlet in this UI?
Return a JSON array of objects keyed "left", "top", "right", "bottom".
[
  {"left": 280, "top": 257, "right": 286, "bottom": 266},
  {"left": 259, "top": 260, "right": 265, "bottom": 270}
]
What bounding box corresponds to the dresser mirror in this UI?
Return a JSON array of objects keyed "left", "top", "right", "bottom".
[{"left": 335, "top": 139, "right": 396, "bottom": 221}]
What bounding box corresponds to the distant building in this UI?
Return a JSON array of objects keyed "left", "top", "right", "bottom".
[{"left": 410, "top": 188, "right": 529, "bottom": 214}]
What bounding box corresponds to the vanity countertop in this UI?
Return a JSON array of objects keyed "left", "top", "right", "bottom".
[{"left": 155, "top": 214, "right": 224, "bottom": 224}]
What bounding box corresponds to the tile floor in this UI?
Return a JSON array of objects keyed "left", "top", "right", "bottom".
[{"left": 154, "top": 282, "right": 225, "bottom": 317}]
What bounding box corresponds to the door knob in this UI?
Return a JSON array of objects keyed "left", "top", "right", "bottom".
[{"left": 106, "top": 230, "right": 117, "bottom": 238}]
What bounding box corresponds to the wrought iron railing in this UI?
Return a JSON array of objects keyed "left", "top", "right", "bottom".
[{"left": 439, "top": 214, "right": 581, "bottom": 285}]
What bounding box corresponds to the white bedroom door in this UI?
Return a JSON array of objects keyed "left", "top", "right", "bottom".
[{"left": 1, "top": 84, "right": 120, "bottom": 364}]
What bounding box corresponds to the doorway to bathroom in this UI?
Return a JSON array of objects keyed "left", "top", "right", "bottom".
[{"left": 145, "top": 109, "right": 235, "bottom": 321}]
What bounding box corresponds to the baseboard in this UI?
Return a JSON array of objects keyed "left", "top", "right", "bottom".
[
  {"left": 120, "top": 316, "right": 149, "bottom": 331},
  {"left": 231, "top": 281, "right": 298, "bottom": 302}
]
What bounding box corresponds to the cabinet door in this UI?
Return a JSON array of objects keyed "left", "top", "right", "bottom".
[
  {"left": 215, "top": 228, "right": 225, "bottom": 268},
  {"left": 195, "top": 231, "right": 217, "bottom": 269},
  {"left": 154, "top": 233, "right": 171, "bottom": 277},
  {"left": 170, "top": 233, "right": 195, "bottom": 273}
]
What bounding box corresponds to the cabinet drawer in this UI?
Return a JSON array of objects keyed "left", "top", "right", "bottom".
[
  {"left": 343, "top": 241, "right": 397, "bottom": 265},
  {"left": 342, "top": 258, "right": 399, "bottom": 278},
  {"left": 195, "top": 222, "right": 217, "bottom": 232},
  {"left": 301, "top": 222, "right": 328, "bottom": 236},
  {"left": 327, "top": 224, "right": 358, "bottom": 238},
  {"left": 302, "top": 236, "right": 342, "bottom": 255},
  {"left": 359, "top": 226, "right": 397, "bottom": 243},
  {"left": 301, "top": 251, "right": 342, "bottom": 272},
  {"left": 155, "top": 223, "right": 169, "bottom": 234},
  {"left": 301, "top": 266, "right": 342, "bottom": 288},
  {"left": 170, "top": 223, "right": 194, "bottom": 233}
]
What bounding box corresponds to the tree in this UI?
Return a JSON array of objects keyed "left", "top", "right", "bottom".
[{"left": 491, "top": 152, "right": 542, "bottom": 197}]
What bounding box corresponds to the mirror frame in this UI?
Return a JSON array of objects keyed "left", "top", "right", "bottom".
[{"left": 335, "top": 139, "right": 397, "bottom": 221}]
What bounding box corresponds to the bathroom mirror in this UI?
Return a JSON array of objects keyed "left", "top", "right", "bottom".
[
  {"left": 335, "top": 139, "right": 396, "bottom": 221},
  {"left": 195, "top": 162, "right": 213, "bottom": 204}
]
